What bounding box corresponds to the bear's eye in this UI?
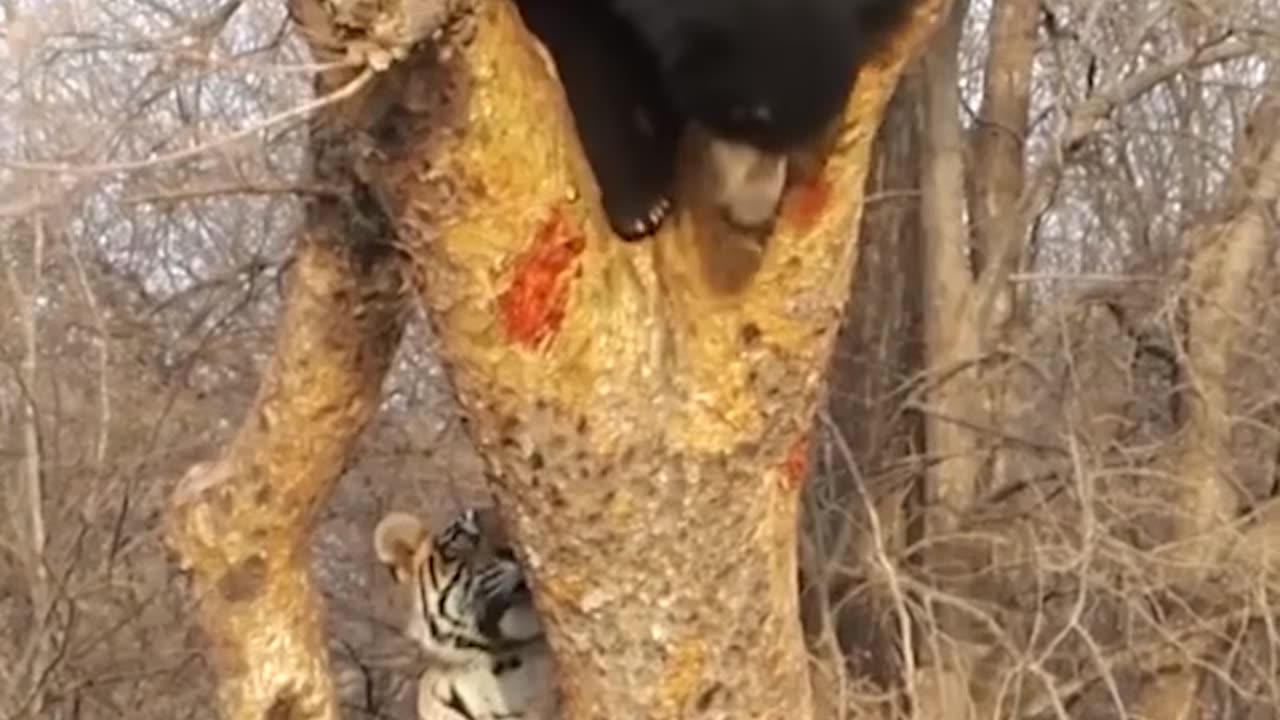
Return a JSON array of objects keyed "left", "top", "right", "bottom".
[{"left": 730, "top": 104, "right": 773, "bottom": 126}]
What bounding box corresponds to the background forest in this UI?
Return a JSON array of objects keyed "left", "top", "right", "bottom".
[{"left": 3, "top": 0, "right": 1280, "bottom": 718}]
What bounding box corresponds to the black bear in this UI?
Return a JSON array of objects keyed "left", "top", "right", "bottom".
[{"left": 517, "top": 0, "right": 914, "bottom": 239}]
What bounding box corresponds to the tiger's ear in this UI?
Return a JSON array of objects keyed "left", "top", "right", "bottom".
[{"left": 374, "top": 512, "right": 427, "bottom": 584}]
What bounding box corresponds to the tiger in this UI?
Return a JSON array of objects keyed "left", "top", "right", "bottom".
[{"left": 374, "top": 507, "right": 561, "bottom": 720}]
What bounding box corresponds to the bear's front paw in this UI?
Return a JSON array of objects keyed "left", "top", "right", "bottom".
[{"left": 605, "top": 192, "right": 673, "bottom": 240}]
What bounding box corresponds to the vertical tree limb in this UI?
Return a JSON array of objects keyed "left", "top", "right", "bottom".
[
  {"left": 165, "top": 222, "right": 408, "bottom": 719},
  {"left": 809, "top": 79, "right": 928, "bottom": 702},
  {"left": 2, "top": 214, "right": 50, "bottom": 719},
  {"left": 1134, "top": 86, "right": 1280, "bottom": 720},
  {"left": 967, "top": 0, "right": 1036, "bottom": 302},
  {"left": 919, "top": 0, "right": 981, "bottom": 527},
  {"left": 915, "top": 0, "right": 1048, "bottom": 714},
  {"left": 914, "top": 4, "right": 992, "bottom": 716},
  {"left": 163, "top": 5, "right": 414, "bottom": 716}
]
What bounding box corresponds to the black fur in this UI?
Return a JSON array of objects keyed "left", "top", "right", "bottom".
[
  {"left": 518, "top": 0, "right": 680, "bottom": 239},
  {"left": 517, "top": 0, "right": 914, "bottom": 239}
]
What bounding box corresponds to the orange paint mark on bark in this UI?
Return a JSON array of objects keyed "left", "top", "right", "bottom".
[
  {"left": 782, "top": 177, "right": 832, "bottom": 233},
  {"left": 782, "top": 434, "right": 811, "bottom": 490},
  {"left": 499, "top": 208, "right": 586, "bottom": 349}
]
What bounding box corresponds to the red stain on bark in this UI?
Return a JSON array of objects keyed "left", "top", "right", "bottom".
[
  {"left": 782, "top": 177, "right": 832, "bottom": 233},
  {"left": 782, "top": 434, "right": 811, "bottom": 490},
  {"left": 499, "top": 208, "right": 586, "bottom": 349}
]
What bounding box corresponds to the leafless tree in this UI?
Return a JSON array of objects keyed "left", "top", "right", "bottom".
[
  {"left": 807, "top": 1, "right": 1280, "bottom": 718},
  {"left": 159, "top": 0, "right": 942, "bottom": 716},
  {"left": 6, "top": 0, "right": 1280, "bottom": 719}
]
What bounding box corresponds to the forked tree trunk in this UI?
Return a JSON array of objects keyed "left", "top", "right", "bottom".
[
  {"left": 912, "top": 0, "right": 1037, "bottom": 714},
  {"left": 165, "top": 1, "right": 944, "bottom": 718}
]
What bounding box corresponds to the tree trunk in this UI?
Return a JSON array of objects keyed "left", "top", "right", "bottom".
[
  {"left": 166, "top": 0, "right": 944, "bottom": 717},
  {"left": 164, "top": 219, "right": 409, "bottom": 719},
  {"left": 915, "top": 5, "right": 990, "bottom": 715},
  {"left": 2, "top": 214, "right": 51, "bottom": 719},
  {"left": 914, "top": 0, "right": 1039, "bottom": 714},
  {"left": 388, "top": 3, "right": 942, "bottom": 716},
  {"left": 807, "top": 76, "right": 927, "bottom": 704},
  {"left": 1133, "top": 85, "right": 1280, "bottom": 720},
  {"left": 966, "top": 0, "right": 1036, "bottom": 284}
]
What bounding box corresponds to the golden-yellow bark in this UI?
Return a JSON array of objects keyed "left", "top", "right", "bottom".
[
  {"left": 376, "top": 2, "right": 944, "bottom": 717},
  {"left": 167, "top": 0, "right": 943, "bottom": 717},
  {"left": 165, "top": 231, "right": 408, "bottom": 720}
]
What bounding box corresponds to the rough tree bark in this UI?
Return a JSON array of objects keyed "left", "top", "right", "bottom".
[
  {"left": 918, "top": 0, "right": 981, "bottom": 534},
  {"left": 805, "top": 77, "right": 927, "bottom": 705},
  {"left": 965, "top": 0, "right": 1036, "bottom": 289},
  {"left": 913, "top": 0, "right": 1036, "bottom": 715},
  {"left": 914, "top": 5, "right": 993, "bottom": 715},
  {"left": 164, "top": 127, "right": 411, "bottom": 719},
  {"left": 1134, "top": 85, "right": 1280, "bottom": 720},
  {"left": 165, "top": 0, "right": 944, "bottom": 718}
]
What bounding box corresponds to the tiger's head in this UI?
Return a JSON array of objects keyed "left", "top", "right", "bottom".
[{"left": 374, "top": 507, "right": 544, "bottom": 667}]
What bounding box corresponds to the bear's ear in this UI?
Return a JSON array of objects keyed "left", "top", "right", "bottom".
[{"left": 374, "top": 512, "right": 427, "bottom": 584}]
